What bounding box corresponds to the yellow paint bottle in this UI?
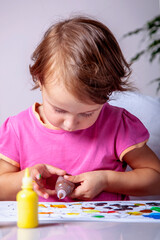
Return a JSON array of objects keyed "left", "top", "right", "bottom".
[{"left": 17, "top": 168, "right": 38, "bottom": 228}]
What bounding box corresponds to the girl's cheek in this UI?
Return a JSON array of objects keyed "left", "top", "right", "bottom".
[{"left": 51, "top": 117, "right": 63, "bottom": 126}]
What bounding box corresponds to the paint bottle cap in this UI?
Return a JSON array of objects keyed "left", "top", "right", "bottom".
[
  {"left": 57, "top": 189, "right": 66, "bottom": 199},
  {"left": 22, "top": 168, "right": 33, "bottom": 189}
]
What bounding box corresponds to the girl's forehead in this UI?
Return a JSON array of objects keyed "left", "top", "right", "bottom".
[{"left": 43, "top": 82, "right": 102, "bottom": 113}]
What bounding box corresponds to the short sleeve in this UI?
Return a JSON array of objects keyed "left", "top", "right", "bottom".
[
  {"left": 115, "top": 109, "right": 149, "bottom": 161},
  {"left": 0, "top": 117, "right": 20, "bottom": 167}
]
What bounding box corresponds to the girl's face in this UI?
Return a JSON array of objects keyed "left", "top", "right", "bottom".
[{"left": 40, "top": 82, "right": 103, "bottom": 131}]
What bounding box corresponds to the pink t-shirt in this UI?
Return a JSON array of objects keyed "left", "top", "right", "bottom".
[{"left": 0, "top": 103, "right": 149, "bottom": 202}]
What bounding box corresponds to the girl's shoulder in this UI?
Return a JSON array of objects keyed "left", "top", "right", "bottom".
[
  {"left": 8, "top": 105, "right": 32, "bottom": 124},
  {"left": 99, "top": 102, "right": 127, "bottom": 123},
  {"left": 101, "top": 102, "right": 143, "bottom": 122},
  {"left": 99, "top": 102, "right": 149, "bottom": 134},
  {"left": 0, "top": 105, "right": 33, "bottom": 135}
]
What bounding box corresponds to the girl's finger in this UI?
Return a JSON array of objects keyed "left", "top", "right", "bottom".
[
  {"left": 35, "top": 188, "right": 56, "bottom": 199},
  {"left": 33, "top": 183, "right": 49, "bottom": 199},
  {"left": 69, "top": 184, "right": 84, "bottom": 198},
  {"left": 33, "top": 181, "right": 56, "bottom": 198},
  {"left": 45, "top": 164, "right": 66, "bottom": 176},
  {"left": 30, "top": 168, "right": 41, "bottom": 180},
  {"left": 44, "top": 189, "right": 56, "bottom": 196},
  {"left": 33, "top": 179, "right": 45, "bottom": 189},
  {"left": 35, "top": 188, "right": 49, "bottom": 199},
  {"left": 64, "top": 174, "right": 82, "bottom": 183}
]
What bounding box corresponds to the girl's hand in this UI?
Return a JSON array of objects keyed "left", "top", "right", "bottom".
[
  {"left": 64, "top": 171, "right": 107, "bottom": 200},
  {"left": 29, "top": 164, "right": 66, "bottom": 199}
]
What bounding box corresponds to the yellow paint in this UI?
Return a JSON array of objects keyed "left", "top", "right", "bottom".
[
  {"left": 134, "top": 203, "right": 145, "bottom": 206},
  {"left": 50, "top": 204, "right": 67, "bottom": 208},
  {"left": 127, "top": 211, "right": 143, "bottom": 215},
  {"left": 39, "top": 212, "right": 54, "bottom": 214},
  {"left": 67, "top": 213, "right": 80, "bottom": 215},
  {"left": 38, "top": 204, "right": 47, "bottom": 208},
  {"left": 83, "top": 210, "right": 100, "bottom": 213},
  {"left": 17, "top": 168, "right": 38, "bottom": 228}
]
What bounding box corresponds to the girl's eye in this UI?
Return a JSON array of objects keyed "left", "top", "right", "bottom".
[
  {"left": 80, "top": 112, "right": 93, "bottom": 118},
  {"left": 54, "top": 108, "right": 66, "bottom": 114},
  {"left": 53, "top": 107, "right": 93, "bottom": 117}
]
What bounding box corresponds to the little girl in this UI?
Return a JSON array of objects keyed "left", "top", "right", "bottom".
[{"left": 0, "top": 16, "right": 160, "bottom": 202}]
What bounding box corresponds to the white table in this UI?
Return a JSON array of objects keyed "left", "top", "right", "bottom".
[
  {"left": 0, "top": 221, "right": 160, "bottom": 240},
  {"left": 1, "top": 200, "right": 160, "bottom": 240}
]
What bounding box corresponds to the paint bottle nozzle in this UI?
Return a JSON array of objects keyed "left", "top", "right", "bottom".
[
  {"left": 57, "top": 189, "right": 66, "bottom": 199},
  {"left": 55, "top": 176, "right": 75, "bottom": 200},
  {"left": 22, "top": 168, "right": 33, "bottom": 189}
]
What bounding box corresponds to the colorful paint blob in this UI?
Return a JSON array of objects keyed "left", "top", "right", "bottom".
[
  {"left": 140, "top": 209, "right": 152, "bottom": 213},
  {"left": 38, "top": 204, "right": 47, "bottom": 208},
  {"left": 50, "top": 204, "right": 67, "bottom": 208},
  {"left": 127, "top": 212, "right": 143, "bottom": 216},
  {"left": 39, "top": 212, "right": 54, "bottom": 214},
  {"left": 143, "top": 213, "right": 160, "bottom": 219},
  {"left": 93, "top": 215, "right": 105, "bottom": 218},
  {"left": 150, "top": 207, "right": 160, "bottom": 212},
  {"left": 4, "top": 201, "right": 160, "bottom": 223}
]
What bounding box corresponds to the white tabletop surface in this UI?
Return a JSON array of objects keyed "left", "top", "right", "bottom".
[
  {"left": 0, "top": 221, "right": 160, "bottom": 240},
  {"left": 1, "top": 200, "right": 160, "bottom": 240}
]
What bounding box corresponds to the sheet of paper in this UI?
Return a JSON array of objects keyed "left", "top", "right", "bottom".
[{"left": 0, "top": 201, "right": 160, "bottom": 222}]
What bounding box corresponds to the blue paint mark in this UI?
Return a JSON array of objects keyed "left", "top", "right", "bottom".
[{"left": 143, "top": 213, "right": 160, "bottom": 219}]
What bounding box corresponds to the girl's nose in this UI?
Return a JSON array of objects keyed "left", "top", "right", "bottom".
[{"left": 63, "top": 117, "right": 78, "bottom": 131}]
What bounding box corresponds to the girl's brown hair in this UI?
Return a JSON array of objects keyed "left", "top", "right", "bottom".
[{"left": 29, "top": 16, "right": 133, "bottom": 104}]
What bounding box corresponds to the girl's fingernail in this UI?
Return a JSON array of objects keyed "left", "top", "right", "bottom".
[
  {"left": 37, "top": 174, "right": 41, "bottom": 180},
  {"left": 44, "top": 193, "right": 48, "bottom": 199},
  {"left": 33, "top": 184, "right": 37, "bottom": 190}
]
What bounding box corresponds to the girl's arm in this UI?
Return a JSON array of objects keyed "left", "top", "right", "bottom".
[
  {"left": 105, "top": 144, "right": 160, "bottom": 196},
  {"left": 0, "top": 159, "right": 22, "bottom": 200},
  {"left": 65, "top": 144, "right": 160, "bottom": 200},
  {"left": 0, "top": 159, "right": 66, "bottom": 200}
]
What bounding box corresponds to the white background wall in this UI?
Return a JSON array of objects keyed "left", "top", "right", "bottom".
[{"left": 0, "top": 0, "right": 159, "bottom": 125}]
